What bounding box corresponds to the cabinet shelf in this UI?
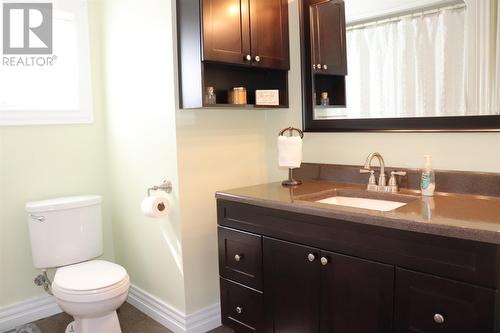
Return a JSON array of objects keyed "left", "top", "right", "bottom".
[
  {"left": 314, "top": 104, "right": 346, "bottom": 109},
  {"left": 203, "top": 103, "right": 288, "bottom": 109}
]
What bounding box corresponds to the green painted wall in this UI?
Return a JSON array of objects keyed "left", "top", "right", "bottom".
[{"left": 0, "top": 1, "right": 115, "bottom": 307}]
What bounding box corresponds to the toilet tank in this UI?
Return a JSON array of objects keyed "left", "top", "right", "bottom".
[{"left": 26, "top": 195, "right": 103, "bottom": 269}]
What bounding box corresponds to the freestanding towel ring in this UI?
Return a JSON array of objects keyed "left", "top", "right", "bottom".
[
  {"left": 279, "top": 127, "right": 304, "bottom": 139},
  {"left": 279, "top": 127, "right": 304, "bottom": 187}
]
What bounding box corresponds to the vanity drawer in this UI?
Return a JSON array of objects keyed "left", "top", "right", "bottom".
[
  {"left": 218, "top": 226, "right": 263, "bottom": 290},
  {"left": 395, "top": 268, "right": 497, "bottom": 333},
  {"left": 220, "top": 278, "right": 264, "bottom": 333}
]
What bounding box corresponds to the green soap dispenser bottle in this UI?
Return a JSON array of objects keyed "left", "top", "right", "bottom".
[{"left": 421, "top": 155, "right": 436, "bottom": 196}]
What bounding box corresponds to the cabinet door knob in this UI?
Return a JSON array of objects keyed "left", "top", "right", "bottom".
[
  {"left": 320, "top": 257, "right": 329, "bottom": 266},
  {"left": 307, "top": 253, "right": 316, "bottom": 262},
  {"left": 317, "top": 64, "right": 322, "bottom": 69},
  {"left": 234, "top": 254, "right": 244, "bottom": 262},
  {"left": 245, "top": 54, "right": 252, "bottom": 61},
  {"left": 313, "top": 64, "right": 317, "bottom": 69},
  {"left": 323, "top": 64, "right": 328, "bottom": 70},
  {"left": 433, "top": 313, "right": 445, "bottom": 324},
  {"left": 236, "top": 306, "right": 243, "bottom": 314},
  {"left": 254, "top": 55, "right": 261, "bottom": 62}
]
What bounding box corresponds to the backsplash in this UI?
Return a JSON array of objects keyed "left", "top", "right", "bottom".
[{"left": 295, "top": 163, "right": 500, "bottom": 197}]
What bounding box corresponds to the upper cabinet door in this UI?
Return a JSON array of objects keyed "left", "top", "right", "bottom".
[
  {"left": 202, "top": 0, "right": 251, "bottom": 64},
  {"left": 310, "top": 0, "right": 347, "bottom": 75},
  {"left": 249, "top": 0, "right": 290, "bottom": 70},
  {"left": 263, "top": 237, "right": 320, "bottom": 332},
  {"left": 320, "top": 251, "right": 394, "bottom": 333}
]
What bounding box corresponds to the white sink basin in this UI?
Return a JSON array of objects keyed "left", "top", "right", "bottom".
[{"left": 316, "top": 196, "right": 407, "bottom": 212}]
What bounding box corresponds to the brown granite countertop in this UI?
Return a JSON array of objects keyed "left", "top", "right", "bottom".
[{"left": 216, "top": 180, "right": 500, "bottom": 245}]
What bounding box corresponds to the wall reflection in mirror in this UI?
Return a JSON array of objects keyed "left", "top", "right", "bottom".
[{"left": 314, "top": 0, "right": 500, "bottom": 121}]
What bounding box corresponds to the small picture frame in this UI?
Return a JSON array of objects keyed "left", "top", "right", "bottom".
[{"left": 256, "top": 90, "right": 280, "bottom": 106}]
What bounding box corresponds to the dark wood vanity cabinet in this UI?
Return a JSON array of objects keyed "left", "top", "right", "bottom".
[
  {"left": 202, "top": 0, "right": 289, "bottom": 70},
  {"left": 263, "top": 238, "right": 394, "bottom": 333},
  {"left": 309, "top": 0, "right": 347, "bottom": 76},
  {"left": 217, "top": 200, "right": 500, "bottom": 332}
]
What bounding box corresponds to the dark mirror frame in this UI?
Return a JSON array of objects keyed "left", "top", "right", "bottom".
[{"left": 299, "top": 0, "right": 500, "bottom": 132}]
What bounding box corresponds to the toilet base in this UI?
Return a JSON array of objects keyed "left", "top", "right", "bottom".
[
  {"left": 65, "top": 322, "right": 76, "bottom": 333},
  {"left": 68, "top": 311, "right": 122, "bottom": 333}
]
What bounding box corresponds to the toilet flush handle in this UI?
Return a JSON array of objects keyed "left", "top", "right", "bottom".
[{"left": 29, "top": 214, "right": 45, "bottom": 222}]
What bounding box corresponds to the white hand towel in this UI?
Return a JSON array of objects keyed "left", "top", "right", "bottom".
[{"left": 278, "top": 136, "right": 303, "bottom": 169}]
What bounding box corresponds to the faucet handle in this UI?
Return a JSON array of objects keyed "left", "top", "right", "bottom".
[
  {"left": 388, "top": 171, "right": 407, "bottom": 192},
  {"left": 360, "top": 169, "right": 377, "bottom": 190}
]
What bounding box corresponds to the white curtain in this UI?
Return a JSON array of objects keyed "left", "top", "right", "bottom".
[
  {"left": 344, "top": 7, "right": 466, "bottom": 119},
  {"left": 464, "top": 0, "right": 499, "bottom": 115}
]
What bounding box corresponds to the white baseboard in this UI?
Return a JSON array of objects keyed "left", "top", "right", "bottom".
[
  {"left": 0, "top": 285, "right": 220, "bottom": 333},
  {"left": 0, "top": 295, "right": 62, "bottom": 333},
  {"left": 127, "top": 285, "right": 221, "bottom": 333}
]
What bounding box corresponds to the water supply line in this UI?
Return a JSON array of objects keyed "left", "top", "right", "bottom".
[{"left": 34, "top": 270, "right": 53, "bottom": 295}]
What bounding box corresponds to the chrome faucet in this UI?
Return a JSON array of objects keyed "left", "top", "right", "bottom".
[{"left": 360, "top": 152, "right": 407, "bottom": 193}]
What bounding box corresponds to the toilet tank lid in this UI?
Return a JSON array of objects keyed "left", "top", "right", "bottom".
[{"left": 26, "top": 195, "right": 102, "bottom": 213}]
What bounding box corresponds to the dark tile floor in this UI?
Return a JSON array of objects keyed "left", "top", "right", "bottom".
[{"left": 28, "top": 302, "right": 232, "bottom": 333}]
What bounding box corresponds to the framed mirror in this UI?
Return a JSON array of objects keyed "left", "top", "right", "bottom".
[{"left": 300, "top": 0, "right": 500, "bottom": 132}]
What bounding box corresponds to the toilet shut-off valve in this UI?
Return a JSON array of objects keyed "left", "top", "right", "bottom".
[{"left": 34, "top": 271, "right": 53, "bottom": 295}]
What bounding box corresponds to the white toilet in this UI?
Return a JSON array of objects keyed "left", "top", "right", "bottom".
[{"left": 26, "top": 196, "right": 130, "bottom": 333}]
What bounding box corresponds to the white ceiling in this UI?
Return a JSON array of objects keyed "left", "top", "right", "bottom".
[{"left": 345, "top": 0, "right": 462, "bottom": 23}]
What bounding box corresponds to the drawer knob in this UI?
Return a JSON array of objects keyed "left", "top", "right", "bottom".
[
  {"left": 236, "top": 306, "right": 243, "bottom": 314},
  {"left": 254, "top": 55, "right": 261, "bottom": 62},
  {"left": 244, "top": 54, "right": 252, "bottom": 61},
  {"left": 317, "top": 64, "right": 322, "bottom": 68},
  {"left": 234, "top": 254, "right": 244, "bottom": 262},
  {"left": 434, "top": 313, "right": 445, "bottom": 324},
  {"left": 307, "top": 253, "right": 316, "bottom": 262},
  {"left": 323, "top": 64, "right": 328, "bottom": 70},
  {"left": 313, "top": 64, "right": 317, "bottom": 69},
  {"left": 320, "top": 257, "right": 329, "bottom": 266}
]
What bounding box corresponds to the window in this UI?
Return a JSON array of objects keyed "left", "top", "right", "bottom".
[{"left": 0, "top": 0, "right": 92, "bottom": 125}]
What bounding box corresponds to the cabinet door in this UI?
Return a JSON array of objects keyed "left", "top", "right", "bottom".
[
  {"left": 309, "top": 0, "right": 347, "bottom": 75},
  {"left": 249, "top": 0, "right": 290, "bottom": 70},
  {"left": 202, "top": 0, "right": 251, "bottom": 64},
  {"left": 320, "top": 251, "right": 394, "bottom": 333},
  {"left": 395, "top": 268, "right": 497, "bottom": 333},
  {"left": 263, "top": 238, "right": 320, "bottom": 333}
]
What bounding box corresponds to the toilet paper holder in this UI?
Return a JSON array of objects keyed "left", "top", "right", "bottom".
[{"left": 147, "top": 180, "right": 172, "bottom": 196}]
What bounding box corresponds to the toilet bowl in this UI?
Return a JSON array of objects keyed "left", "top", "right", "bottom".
[{"left": 52, "top": 260, "right": 130, "bottom": 333}]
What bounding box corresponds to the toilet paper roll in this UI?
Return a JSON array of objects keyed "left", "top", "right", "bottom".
[{"left": 141, "top": 196, "right": 169, "bottom": 218}]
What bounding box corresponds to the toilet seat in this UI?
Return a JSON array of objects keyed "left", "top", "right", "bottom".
[{"left": 52, "top": 260, "right": 129, "bottom": 303}]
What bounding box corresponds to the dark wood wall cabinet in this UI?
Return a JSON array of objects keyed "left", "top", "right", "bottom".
[
  {"left": 177, "top": 0, "right": 290, "bottom": 109},
  {"left": 300, "top": 0, "right": 348, "bottom": 131},
  {"left": 217, "top": 199, "right": 500, "bottom": 333}
]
